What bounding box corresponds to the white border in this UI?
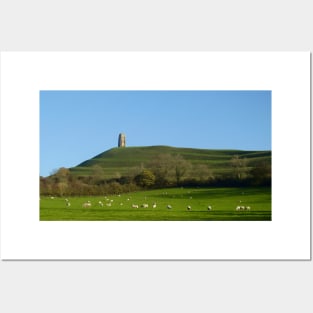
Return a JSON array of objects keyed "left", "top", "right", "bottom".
[{"left": 0, "top": 52, "right": 310, "bottom": 260}]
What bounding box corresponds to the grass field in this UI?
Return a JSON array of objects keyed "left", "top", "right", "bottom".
[
  {"left": 69, "top": 146, "right": 271, "bottom": 179},
  {"left": 40, "top": 187, "right": 271, "bottom": 221}
]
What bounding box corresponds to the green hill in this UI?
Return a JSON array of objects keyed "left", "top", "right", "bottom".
[{"left": 69, "top": 145, "right": 271, "bottom": 179}]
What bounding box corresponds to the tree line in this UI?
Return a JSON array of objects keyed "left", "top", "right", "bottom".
[{"left": 40, "top": 153, "right": 271, "bottom": 196}]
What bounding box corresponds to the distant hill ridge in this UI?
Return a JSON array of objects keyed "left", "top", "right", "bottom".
[{"left": 69, "top": 145, "right": 271, "bottom": 179}]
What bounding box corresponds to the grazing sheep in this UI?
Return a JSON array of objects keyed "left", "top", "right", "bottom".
[
  {"left": 141, "top": 203, "right": 149, "bottom": 208},
  {"left": 106, "top": 203, "right": 112, "bottom": 207},
  {"left": 167, "top": 205, "right": 172, "bottom": 210},
  {"left": 50, "top": 196, "right": 55, "bottom": 200},
  {"left": 235, "top": 206, "right": 250, "bottom": 211},
  {"left": 66, "top": 202, "right": 71, "bottom": 207},
  {"left": 187, "top": 205, "right": 191, "bottom": 211},
  {"left": 82, "top": 202, "right": 91, "bottom": 208},
  {"left": 98, "top": 201, "right": 104, "bottom": 207},
  {"left": 152, "top": 203, "right": 157, "bottom": 209},
  {"left": 132, "top": 204, "right": 139, "bottom": 209},
  {"left": 208, "top": 205, "right": 212, "bottom": 211}
]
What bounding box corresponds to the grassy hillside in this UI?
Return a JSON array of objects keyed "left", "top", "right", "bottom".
[{"left": 69, "top": 145, "right": 271, "bottom": 179}]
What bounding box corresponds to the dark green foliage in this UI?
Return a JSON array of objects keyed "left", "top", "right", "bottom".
[
  {"left": 249, "top": 161, "right": 271, "bottom": 186},
  {"left": 134, "top": 169, "right": 156, "bottom": 188}
]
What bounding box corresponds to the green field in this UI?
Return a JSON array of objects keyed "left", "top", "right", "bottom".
[
  {"left": 69, "top": 146, "right": 271, "bottom": 179},
  {"left": 40, "top": 187, "right": 271, "bottom": 221}
]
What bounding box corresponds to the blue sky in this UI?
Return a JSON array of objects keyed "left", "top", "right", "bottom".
[{"left": 40, "top": 90, "right": 271, "bottom": 177}]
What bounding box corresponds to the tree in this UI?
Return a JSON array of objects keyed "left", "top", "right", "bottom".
[
  {"left": 173, "top": 154, "right": 191, "bottom": 186},
  {"left": 40, "top": 176, "right": 52, "bottom": 195},
  {"left": 193, "top": 164, "right": 214, "bottom": 182},
  {"left": 53, "top": 167, "right": 70, "bottom": 183},
  {"left": 91, "top": 165, "right": 105, "bottom": 183},
  {"left": 135, "top": 169, "right": 156, "bottom": 188},
  {"left": 107, "top": 181, "right": 123, "bottom": 194},
  {"left": 56, "top": 182, "right": 68, "bottom": 196},
  {"left": 249, "top": 161, "right": 271, "bottom": 186},
  {"left": 230, "top": 155, "right": 247, "bottom": 180},
  {"left": 147, "top": 153, "right": 174, "bottom": 186},
  {"left": 148, "top": 153, "right": 192, "bottom": 186}
]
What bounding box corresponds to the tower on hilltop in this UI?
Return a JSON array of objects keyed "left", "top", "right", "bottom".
[{"left": 118, "top": 133, "right": 126, "bottom": 147}]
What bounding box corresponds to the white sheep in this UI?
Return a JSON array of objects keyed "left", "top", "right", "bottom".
[
  {"left": 132, "top": 204, "right": 139, "bottom": 209},
  {"left": 208, "top": 205, "right": 212, "bottom": 211},
  {"left": 141, "top": 203, "right": 149, "bottom": 208},
  {"left": 98, "top": 201, "right": 104, "bottom": 207},
  {"left": 82, "top": 202, "right": 91, "bottom": 208},
  {"left": 152, "top": 203, "right": 157, "bottom": 209},
  {"left": 167, "top": 205, "right": 172, "bottom": 209},
  {"left": 187, "top": 205, "right": 191, "bottom": 211},
  {"left": 235, "top": 206, "right": 250, "bottom": 211},
  {"left": 66, "top": 202, "right": 71, "bottom": 207}
]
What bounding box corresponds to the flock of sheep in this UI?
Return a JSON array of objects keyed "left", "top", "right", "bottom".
[
  {"left": 55, "top": 196, "right": 251, "bottom": 212},
  {"left": 235, "top": 205, "right": 251, "bottom": 211}
]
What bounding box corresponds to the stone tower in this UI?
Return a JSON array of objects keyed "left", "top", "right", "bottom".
[{"left": 118, "top": 133, "right": 126, "bottom": 147}]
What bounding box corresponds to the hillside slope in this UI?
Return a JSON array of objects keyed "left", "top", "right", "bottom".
[{"left": 69, "top": 145, "right": 271, "bottom": 179}]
